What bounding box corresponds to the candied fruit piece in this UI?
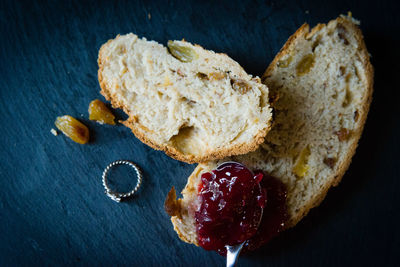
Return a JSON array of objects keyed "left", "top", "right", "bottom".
[
  {"left": 55, "top": 115, "right": 89, "bottom": 144},
  {"left": 296, "top": 54, "right": 315, "bottom": 76},
  {"left": 293, "top": 146, "right": 311, "bottom": 178},
  {"left": 88, "top": 99, "right": 115, "bottom": 125},
  {"left": 231, "top": 79, "right": 252, "bottom": 94},
  {"left": 167, "top": 41, "right": 198, "bottom": 62}
]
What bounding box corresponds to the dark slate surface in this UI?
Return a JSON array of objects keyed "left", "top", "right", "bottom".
[{"left": 1, "top": 0, "right": 399, "bottom": 266}]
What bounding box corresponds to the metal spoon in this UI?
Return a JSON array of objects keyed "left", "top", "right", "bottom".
[
  {"left": 225, "top": 184, "right": 264, "bottom": 267},
  {"left": 226, "top": 242, "right": 246, "bottom": 267}
]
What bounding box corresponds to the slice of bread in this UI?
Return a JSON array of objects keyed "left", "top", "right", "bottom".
[
  {"left": 166, "top": 15, "right": 373, "bottom": 247},
  {"left": 98, "top": 35, "right": 272, "bottom": 163}
]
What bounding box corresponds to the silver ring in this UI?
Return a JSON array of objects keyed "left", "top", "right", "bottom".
[{"left": 102, "top": 160, "right": 142, "bottom": 202}]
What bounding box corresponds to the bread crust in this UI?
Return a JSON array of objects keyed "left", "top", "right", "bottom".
[
  {"left": 263, "top": 16, "right": 374, "bottom": 228},
  {"left": 98, "top": 37, "right": 272, "bottom": 164}
]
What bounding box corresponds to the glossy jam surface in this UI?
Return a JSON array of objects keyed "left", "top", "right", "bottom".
[
  {"left": 195, "top": 162, "right": 266, "bottom": 254},
  {"left": 245, "top": 171, "right": 288, "bottom": 252}
]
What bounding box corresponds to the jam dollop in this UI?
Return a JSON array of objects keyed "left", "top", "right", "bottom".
[
  {"left": 195, "top": 162, "right": 266, "bottom": 254},
  {"left": 194, "top": 162, "right": 288, "bottom": 255}
]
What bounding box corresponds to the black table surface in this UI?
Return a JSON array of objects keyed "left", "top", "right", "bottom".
[{"left": 1, "top": 0, "right": 399, "bottom": 266}]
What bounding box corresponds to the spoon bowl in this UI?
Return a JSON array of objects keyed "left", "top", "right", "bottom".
[{"left": 225, "top": 182, "right": 264, "bottom": 267}]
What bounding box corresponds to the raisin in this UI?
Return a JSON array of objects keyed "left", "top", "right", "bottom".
[
  {"left": 88, "top": 99, "right": 115, "bottom": 125},
  {"left": 335, "top": 128, "right": 351, "bottom": 141},
  {"left": 354, "top": 110, "right": 359, "bottom": 122},
  {"left": 55, "top": 115, "right": 89, "bottom": 144},
  {"left": 196, "top": 72, "right": 208, "bottom": 79},
  {"left": 168, "top": 41, "right": 198, "bottom": 62},
  {"left": 337, "top": 24, "right": 349, "bottom": 45},
  {"left": 339, "top": 66, "right": 346, "bottom": 76},
  {"left": 323, "top": 157, "right": 336, "bottom": 169},
  {"left": 231, "top": 79, "right": 252, "bottom": 94}
]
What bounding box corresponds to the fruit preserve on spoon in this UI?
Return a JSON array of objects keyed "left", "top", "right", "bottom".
[
  {"left": 194, "top": 162, "right": 266, "bottom": 254},
  {"left": 194, "top": 162, "right": 288, "bottom": 255}
]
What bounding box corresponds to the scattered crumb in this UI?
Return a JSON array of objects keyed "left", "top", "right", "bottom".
[
  {"left": 80, "top": 114, "right": 84, "bottom": 117},
  {"left": 148, "top": 13, "right": 151, "bottom": 20},
  {"left": 51, "top": 128, "right": 58, "bottom": 136},
  {"left": 305, "top": 10, "right": 309, "bottom": 14}
]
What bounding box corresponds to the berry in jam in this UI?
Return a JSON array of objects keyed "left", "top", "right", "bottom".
[{"left": 194, "top": 162, "right": 266, "bottom": 254}]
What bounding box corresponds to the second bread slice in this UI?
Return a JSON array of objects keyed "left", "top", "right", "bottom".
[
  {"left": 167, "top": 15, "right": 373, "bottom": 249},
  {"left": 98, "top": 35, "right": 272, "bottom": 163}
]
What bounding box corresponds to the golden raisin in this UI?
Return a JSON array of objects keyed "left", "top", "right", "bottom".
[
  {"left": 231, "top": 79, "right": 252, "bottom": 94},
  {"left": 293, "top": 146, "right": 311, "bottom": 178},
  {"left": 88, "top": 99, "right": 115, "bottom": 125},
  {"left": 296, "top": 54, "right": 315, "bottom": 76},
  {"left": 335, "top": 128, "right": 351, "bottom": 141},
  {"left": 55, "top": 115, "right": 89, "bottom": 144},
  {"left": 277, "top": 55, "right": 293, "bottom": 68},
  {"left": 167, "top": 41, "right": 198, "bottom": 62}
]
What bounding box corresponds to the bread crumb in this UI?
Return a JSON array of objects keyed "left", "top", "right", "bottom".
[
  {"left": 148, "top": 13, "right": 151, "bottom": 20},
  {"left": 305, "top": 10, "right": 309, "bottom": 14},
  {"left": 51, "top": 128, "right": 58, "bottom": 136}
]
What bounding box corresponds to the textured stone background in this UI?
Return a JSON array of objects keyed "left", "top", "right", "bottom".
[{"left": 1, "top": 0, "right": 399, "bottom": 266}]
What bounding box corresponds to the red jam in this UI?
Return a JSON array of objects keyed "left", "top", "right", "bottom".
[
  {"left": 195, "top": 162, "right": 266, "bottom": 254},
  {"left": 245, "top": 171, "right": 288, "bottom": 252},
  {"left": 194, "top": 162, "right": 288, "bottom": 255}
]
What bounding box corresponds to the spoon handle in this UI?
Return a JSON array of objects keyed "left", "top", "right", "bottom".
[{"left": 226, "top": 242, "right": 245, "bottom": 267}]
